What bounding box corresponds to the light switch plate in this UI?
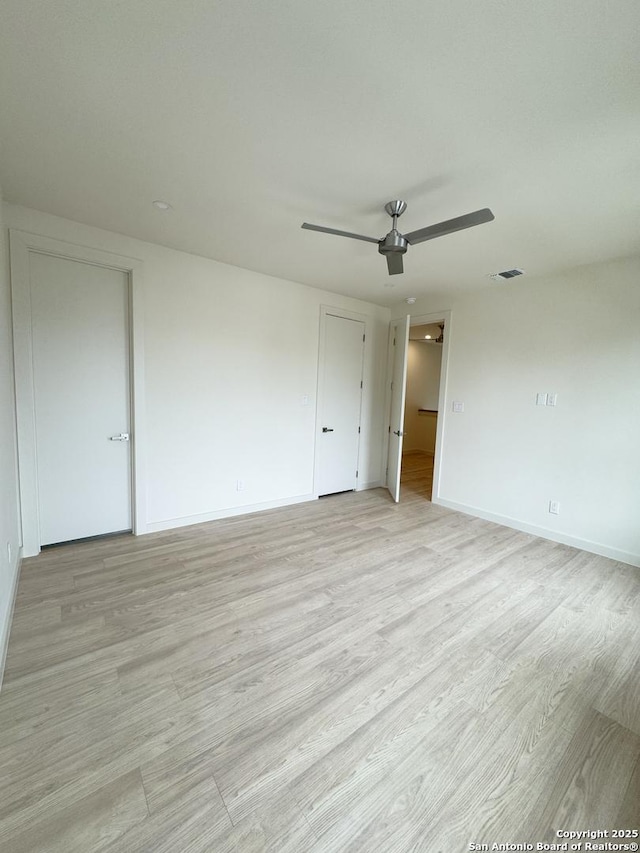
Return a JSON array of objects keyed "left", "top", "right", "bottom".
[
  {"left": 536, "top": 393, "right": 547, "bottom": 406},
  {"left": 546, "top": 393, "right": 557, "bottom": 407},
  {"left": 452, "top": 401, "right": 464, "bottom": 413}
]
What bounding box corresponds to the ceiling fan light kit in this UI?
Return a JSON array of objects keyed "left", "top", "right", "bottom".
[{"left": 302, "top": 200, "right": 495, "bottom": 276}]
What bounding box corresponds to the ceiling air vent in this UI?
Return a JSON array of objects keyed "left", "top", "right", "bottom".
[{"left": 490, "top": 268, "right": 525, "bottom": 281}]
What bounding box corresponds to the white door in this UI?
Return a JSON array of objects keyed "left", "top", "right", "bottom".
[
  {"left": 29, "top": 252, "right": 132, "bottom": 545},
  {"left": 317, "top": 313, "right": 365, "bottom": 496},
  {"left": 386, "top": 315, "right": 410, "bottom": 502}
]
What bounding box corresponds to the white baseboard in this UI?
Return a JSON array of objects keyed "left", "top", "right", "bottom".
[
  {"left": 433, "top": 497, "right": 640, "bottom": 567},
  {"left": 0, "top": 547, "right": 23, "bottom": 691},
  {"left": 146, "top": 493, "right": 317, "bottom": 534},
  {"left": 357, "top": 480, "right": 383, "bottom": 491}
]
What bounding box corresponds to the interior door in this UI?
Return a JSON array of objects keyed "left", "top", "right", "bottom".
[
  {"left": 29, "top": 252, "right": 132, "bottom": 545},
  {"left": 386, "top": 315, "right": 410, "bottom": 502},
  {"left": 317, "top": 313, "right": 365, "bottom": 496}
]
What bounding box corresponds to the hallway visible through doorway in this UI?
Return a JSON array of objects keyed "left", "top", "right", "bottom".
[
  {"left": 399, "top": 320, "right": 443, "bottom": 503},
  {"left": 400, "top": 450, "right": 434, "bottom": 501}
]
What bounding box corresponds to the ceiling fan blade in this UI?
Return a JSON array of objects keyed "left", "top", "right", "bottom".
[
  {"left": 386, "top": 253, "right": 404, "bottom": 275},
  {"left": 404, "top": 208, "right": 494, "bottom": 245},
  {"left": 301, "top": 222, "right": 380, "bottom": 244}
]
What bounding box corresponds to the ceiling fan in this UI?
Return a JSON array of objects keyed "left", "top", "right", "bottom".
[{"left": 302, "top": 201, "right": 495, "bottom": 275}]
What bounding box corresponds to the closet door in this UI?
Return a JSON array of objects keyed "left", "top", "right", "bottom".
[{"left": 30, "top": 252, "right": 132, "bottom": 544}]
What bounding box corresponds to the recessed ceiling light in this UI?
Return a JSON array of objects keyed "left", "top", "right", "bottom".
[
  {"left": 405, "top": 297, "right": 416, "bottom": 304},
  {"left": 425, "top": 335, "right": 431, "bottom": 339},
  {"left": 152, "top": 200, "right": 172, "bottom": 211}
]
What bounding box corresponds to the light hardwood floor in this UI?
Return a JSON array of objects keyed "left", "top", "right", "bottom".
[
  {"left": 1, "top": 471, "right": 639, "bottom": 851},
  {"left": 400, "top": 449, "right": 434, "bottom": 501}
]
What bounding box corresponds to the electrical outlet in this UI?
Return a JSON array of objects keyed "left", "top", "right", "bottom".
[
  {"left": 236, "top": 480, "right": 245, "bottom": 491},
  {"left": 549, "top": 500, "right": 560, "bottom": 515}
]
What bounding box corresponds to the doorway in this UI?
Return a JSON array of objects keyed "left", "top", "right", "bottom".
[
  {"left": 401, "top": 321, "right": 444, "bottom": 501},
  {"left": 385, "top": 311, "right": 450, "bottom": 505},
  {"left": 10, "top": 230, "right": 146, "bottom": 557}
]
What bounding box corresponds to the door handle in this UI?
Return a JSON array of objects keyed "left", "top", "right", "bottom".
[
  {"left": 109, "top": 433, "right": 130, "bottom": 441},
  {"left": 322, "top": 427, "right": 334, "bottom": 433},
  {"left": 393, "top": 430, "right": 404, "bottom": 437}
]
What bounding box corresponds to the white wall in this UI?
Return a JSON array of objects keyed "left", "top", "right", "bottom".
[
  {"left": 394, "top": 257, "right": 640, "bottom": 565},
  {"left": 403, "top": 342, "right": 442, "bottom": 453},
  {"left": 0, "top": 187, "right": 22, "bottom": 681},
  {"left": 407, "top": 341, "right": 442, "bottom": 411},
  {"left": 4, "top": 203, "right": 390, "bottom": 534}
]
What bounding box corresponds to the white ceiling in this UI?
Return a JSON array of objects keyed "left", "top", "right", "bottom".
[{"left": 1, "top": 0, "right": 639, "bottom": 307}]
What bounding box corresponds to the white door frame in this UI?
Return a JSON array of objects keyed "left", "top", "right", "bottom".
[
  {"left": 406, "top": 309, "right": 452, "bottom": 502},
  {"left": 313, "top": 305, "right": 368, "bottom": 498},
  {"left": 10, "top": 230, "right": 147, "bottom": 557}
]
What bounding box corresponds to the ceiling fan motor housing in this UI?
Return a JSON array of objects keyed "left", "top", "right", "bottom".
[{"left": 378, "top": 230, "right": 408, "bottom": 256}]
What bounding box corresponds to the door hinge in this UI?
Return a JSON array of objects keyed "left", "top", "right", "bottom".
[
  {"left": 393, "top": 337, "right": 396, "bottom": 346},
  {"left": 356, "top": 470, "right": 359, "bottom": 478},
  {"left": 388, "top": 425, "right": 391, "bottom": 433},
  {"left": 358, "top": 426, "right": 361, "bottom": 434},
  {"left": 362, "top": 333, "right": 365, "bottom": 342},
  {"left": 360, "top": 380, "right": 363, "bottom": 389}
]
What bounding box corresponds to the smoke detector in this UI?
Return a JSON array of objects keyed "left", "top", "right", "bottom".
[
  {"left": 489, "top": 268, "right": 525, "bottom": 281},
  {"left": 405, "top": 297, "right": 417, "bottom": 304}
]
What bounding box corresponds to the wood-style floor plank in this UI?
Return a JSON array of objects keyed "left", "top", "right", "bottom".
[
  {"left": 521, "top": 709, "right": 640, "bottom": 837},
  {"left": 0, "top": 769, "right": 148, "bottom": 853},
  {"left": 1, "top": 455, "right": 638, "bottom": 850}
]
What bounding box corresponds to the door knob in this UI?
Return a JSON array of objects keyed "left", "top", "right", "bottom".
[
  {"left": 109, "top": 433, "right": 130, "bottom": 441},
  {"left": 322, "top": 427, "right": 334, "bottom": 433}
]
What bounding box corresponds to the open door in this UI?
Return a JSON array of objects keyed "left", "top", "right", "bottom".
[{"left": 386, "top": 315, "right": 410, "bottom": 502}]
